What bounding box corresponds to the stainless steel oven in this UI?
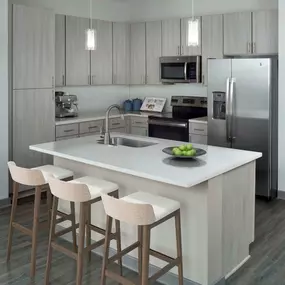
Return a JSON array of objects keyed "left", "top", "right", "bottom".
[{"left": 160, "top": 56, "right": 202, "bottom": 84}]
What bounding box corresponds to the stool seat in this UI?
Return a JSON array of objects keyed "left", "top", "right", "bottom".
[
  {"left": 33, "top": 165, "right": 73, "bottom": 182},
  {"left": 71, "top": 176, "right": 119, "bottom": 200},
  {"left": 121, "top": 192, "right": 180, "bottom": 222}
]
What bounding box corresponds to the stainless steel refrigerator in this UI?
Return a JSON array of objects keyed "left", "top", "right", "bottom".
[{"left": 207, "top": 58, "right": 278, "bottom": 199}]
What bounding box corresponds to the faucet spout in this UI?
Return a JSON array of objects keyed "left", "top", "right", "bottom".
[{"left": 104, "top": 104, "right": 124, "bottom": 145}]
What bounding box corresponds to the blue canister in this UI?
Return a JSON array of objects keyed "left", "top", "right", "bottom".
[
  {"left": 123, "top": 100, "right": 133, "bottom": 112},
  {"left": 132, "top": 98, "right": 143, "bottom": 111}
]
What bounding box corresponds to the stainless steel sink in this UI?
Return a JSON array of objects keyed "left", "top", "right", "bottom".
[{"left": 97, "top": 137, "right": 157, "bottom": 148}]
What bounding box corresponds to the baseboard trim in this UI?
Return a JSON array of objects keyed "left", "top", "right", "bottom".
[
  {"left": 57, "top": 225, "right": 227, "bottom": 285},
  {"left": 225, "top": 255, "right": 250, "bottom": 280},
  {"left": 278, "top": 191, "right": 285, "bottom": 200},
  {"left": 0, "top": 197, "right": 10, "bottom": 209}
]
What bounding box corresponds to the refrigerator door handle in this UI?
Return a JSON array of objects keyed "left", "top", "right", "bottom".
[
  {"left": 230, "top": 78, "right": 236, "bottom": 141},
  {"left": 226, "top": 78, "right": 231, "bottom": 142}
]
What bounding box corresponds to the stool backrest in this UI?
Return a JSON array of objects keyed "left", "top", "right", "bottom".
[
  {"left": 48, "top": 177, "right": 91, "bottom": 202},
  {"left": 8, "top": 161, "right": 46, "bottom": 186},
  {"left": 101, "top": 194, "right": 156, "bottom": 226}
]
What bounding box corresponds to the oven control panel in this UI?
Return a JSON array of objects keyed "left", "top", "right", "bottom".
[{"left": 171, "top": 96, "right": 207, "bottom": 108}]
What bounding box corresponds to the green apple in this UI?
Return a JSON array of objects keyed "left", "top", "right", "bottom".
[
  {"left": 174, "top": 149, "right": 182, "bottom": 156},
  {"left": 182, "top": 151, "right": 188, "bottom": 156},
  {"left": 190, "top": 149, "right": 197, "bottom": 156},
  {"left": 186, "top": 144, "right": 193, "bottom": 150},
  {"left": 186, "top": 150, "right": 192, "bottom": 156},
  {"left": 179, "top": 145, "right": 186, "bottom": 151},
  {"left": 172, "top": 147, "right": 179, "bottom": 154}
]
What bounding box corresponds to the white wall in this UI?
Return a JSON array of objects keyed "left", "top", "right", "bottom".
[
  {"left": 0, "top": 0, "right": 9, "bottom": 200},
  {"left": 129, "top": 0, "right": 278, "bottom": 21},
  {"left": 279, "top": 2, "right": 285, "bottom": 192},
  {"left": 10, "top": 0, "right": 130, "bottom": 21}
]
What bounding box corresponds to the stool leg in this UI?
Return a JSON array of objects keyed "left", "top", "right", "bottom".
[
  {"left": 46, "top": 188, "right": 52, "bottom": 227},
  {"left": 137, "top": 226, "right": 143, "bottom": 279},
  {"left": 70, "top": 201, "right": 77, "bottom": 253},
  {"left": 45, "top": 197, "right": 59, "bottom": 285},
  {"left": 100, "top": 215, "right": 113, "bottom": 285},
  {"left": 175, "top": 210, "right": 184, "bottom": 285},
  {"left": 141, "top": 225, "right": 150, "bottom": 285},
  {"left": 115, "top": 219, "right": 123, "bottom": 276},
  {"left": 85, "top": 203, "right": 91, "bottom": 262},
  {"left": 30, "top": 186, "right": 42, "bottom": 277},
  {"left": 76, "top": 203, "right": 86, "bottom": 285},
  {"left": 6, "top": 181, "right": 19, "bottom": 262}
]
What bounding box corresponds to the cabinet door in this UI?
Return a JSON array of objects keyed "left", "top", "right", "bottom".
[
  {"left": 13, "top": 89, "right": 55, "bottom": 168},
  {"left": 66, "top": 16, "right": 90, "bottom": 86},
  {"left": 13, "top": 5, "right": 54, "bottom": 89},
  {"left": 130, "top": 22, "right": 146, "bottom": 85},
  {"left": 91, "top": 20, "right": 112, "bottom": 85},
  {"left": 181, "top": 17, "right": 202, "bottom": 56},
  {"left": 113, "top": 22, "right": 130, "bottom": 85},
  {"left": 55, "top": 14, "right": 66, "bottom": 87},
  {"left": 252, "top": 10, "right": 278, "bottom": 55},
  {"left": 224, "top": 12, "right": 252, "bottom": 55},
  {"left": 162, "top": 19, "right": 181, "bottom": 56},
  {"left": 131, "top": 126, "right": 148, "bottom": 137},
  {"left": 146, "top": 21, "right": 162, "bottom": 85},
  {"left": 202, "top": 15, "right": 224, "bottom": 85}
]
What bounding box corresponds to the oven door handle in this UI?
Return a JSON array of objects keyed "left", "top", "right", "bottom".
[
  {"left": 149, "top": 119, "right": 188, "bottom": 128},
  {"left": 184, "top": 62, "right": 188, "bottom": 80}
]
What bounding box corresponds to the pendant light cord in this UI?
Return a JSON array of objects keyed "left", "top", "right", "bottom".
[
  {"left": 90, "top": 0, "right": 93, "bottom": 29},
  {"left": 192, "top": 0, "right": 195, "bottom": 20}
]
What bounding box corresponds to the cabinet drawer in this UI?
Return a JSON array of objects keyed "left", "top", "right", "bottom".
[
  {"left": 189, "top": 123, "right": 208, "bottom": 135},
  {"left": 56, "top": 135, "right": 78, "bottom": 141},
  {"left": 80, "top": 120, "right": 103, "bottom": 134},
  {"left": 110, "top": 118, "right": 125, "bottom": 129},
  {"left": 131, "top": 117, "right": 148, "bottom": 128},
  {"left": 56, "top": 124, "right": 79, "bottom": 138},
  {"left": 189, "top": 134, "right": 208, "bottom": 145}
]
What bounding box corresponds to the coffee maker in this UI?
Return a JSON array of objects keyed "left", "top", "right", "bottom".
[{"left": 55, "top": 92, "right": 79, "bottom": 118}]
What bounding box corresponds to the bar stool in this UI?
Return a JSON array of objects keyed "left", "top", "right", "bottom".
[
  {"left": 101, "top": 191, "right": 184, "bottom": 285},
  {"left": 7, "top": 161, "right": 75, "bottom": 278},
  {"left": 45, "top": 176, "right": 122, "bottom": 285}
]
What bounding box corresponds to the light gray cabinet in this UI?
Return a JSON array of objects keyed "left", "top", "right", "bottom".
[
  {"left": 146, "top": 21, "right": 162, "bottom": 85},
  {"left": 55, "top": 14, "right": 66, "bottom": 87},
  {"left": 130, "top": 22, "right": 146, "bottom": 85},
  {"left": 91, "top": 20, "right": 113, "bottom": 85},
  {"left": 252, "top": 10, "right": 278, "bottom": 55},
  {"left": 66, "top": 16, "right": 90, "bottom": 86},
  {"left": 113, "top": 22, "right": 130, "bottom": 85},
  {"left": 189, "top": 134, "right": 207, "bottom": 145},
  {"left": 13, "top": 5, "right": 55, "bottom": 89},
  {"left": 13, "top": 89, "right": 55, "bottom": 169},
  {"left": 224, "top": 12, "right": 252, "bottom": 55},
  {"left": 202, "top": 14, "right": 224, "bottom": 85},
  {"left": 131, "top": 126, "right": 148, "bottom": 136},
  {"left": 162, "top": 19, "right": 181, "bottom": 56},
  {"left": 181, "top": 17, "right": 202, "bottom": 56}
]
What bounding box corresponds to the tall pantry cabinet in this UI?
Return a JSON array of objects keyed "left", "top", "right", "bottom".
[{"left": 12, "top": 4, "right": 55, "bottom": 187}]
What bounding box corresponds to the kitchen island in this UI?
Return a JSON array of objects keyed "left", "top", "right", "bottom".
[{"left": 30, "top": 134, "right": 261, "bottom": 285}]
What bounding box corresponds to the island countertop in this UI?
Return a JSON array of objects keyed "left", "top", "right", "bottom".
[{"left": 30, "top": 134, "right": 262, "bottom": 188}]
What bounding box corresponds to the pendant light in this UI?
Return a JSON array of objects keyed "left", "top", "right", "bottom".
[
  {"left": 187, "top": 0, "right": 199, "bottom": 47},
  {"left": 85, "top": 0, "right": 97, "bottom": 50}
]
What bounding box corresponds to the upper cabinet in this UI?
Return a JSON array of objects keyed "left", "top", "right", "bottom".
[
  {"left": 130, "top": 22, "right": 146, "bottom": 85},
  {"left": 113, "top": 22, "right": 130, "bottom": 85},
  {"left": 162, "top": 19, "right": 181, "bottom": 56},
  {"left": 252, "top": 10, "right": 278, "bottom": 55},
  {"left": 91, "top": 20, "right": 113, "bottom": 85},
  {"left": 13, "top": 5, "right": 55, "bottom": 90},
  {"left": 146, "top": 21, "right": 162, "bottom": 85},
  {"left": 224, "top": 12, "right": 252, "bottom": 56},
  {"left": 66, "top": 16, "right": 90, "bottom": 86},
  {"left": 202, "top": 14, "right": 224, "bottom": 85},
  {"left": 55, "top": 14, "right": 66, "bottom": 87},
  {"left": 181, "top": 17, "right": 202, "bottom": 56}
]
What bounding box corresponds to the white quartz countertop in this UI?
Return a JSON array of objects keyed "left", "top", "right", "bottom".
[{"left": 30, "top": 134, "right": 262, "bottom": 188}]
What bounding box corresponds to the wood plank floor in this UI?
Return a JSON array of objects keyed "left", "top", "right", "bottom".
[{"left": 1, "top": 199, "right": 285, "bottom": 284}]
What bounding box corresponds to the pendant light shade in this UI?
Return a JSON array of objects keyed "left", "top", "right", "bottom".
[
  {"left": 85, "top": 28, "right": 96, "bottom": 50},
  {"left": 85, "top": 0, "right": 97, "bottom": 51},
  {"left": 187, "top": 0, "right": 199, "bottom": 47}
]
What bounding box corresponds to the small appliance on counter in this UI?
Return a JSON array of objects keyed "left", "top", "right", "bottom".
[
  {"left": 123, "top": 98, "right": 143, "bottom": 112},
  {"left": 123, "top": 100, "right": 133, "bottom": 112},
  {"left": 133, "top": 98, "right": 143, "bottom": 111},
  {"left": 55, "top": 91, "right": 79, "bottom": 118}
]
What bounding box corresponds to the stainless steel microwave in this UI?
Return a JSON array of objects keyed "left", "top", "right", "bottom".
[{"left": 159, "top": 56, "right": 202, "bottom": 84}]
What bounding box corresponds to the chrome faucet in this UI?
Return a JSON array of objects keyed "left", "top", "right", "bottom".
[{"left": 103, "top": 104, "right": 124, "bottom": 145}]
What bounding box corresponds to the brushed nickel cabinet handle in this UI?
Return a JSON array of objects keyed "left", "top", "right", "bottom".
[
  {"left": 64, "top": 129, "right": 75, "bottom": 133},
  {"left": 253, "top": 42, "right": 256, "bottom": 54},
  {"left": 62, "top": 75, "right": 65, "bottom": 86},
  {"left": 177, "top": 46, "right": 180, "bottom": 55},
  {"left": 247, "top": 42, "right": 251, "bottom": 53}
]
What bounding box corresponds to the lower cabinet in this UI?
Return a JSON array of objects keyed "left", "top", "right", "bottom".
[
  {"left": 110, "top": 127, "right": 127, "bottom": 133},
  {"left": 189, "top": 134, "right": 208, "bottom": 145},
  {"left": 131, "top": 126, "right": 148, "bottom": 136}
]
